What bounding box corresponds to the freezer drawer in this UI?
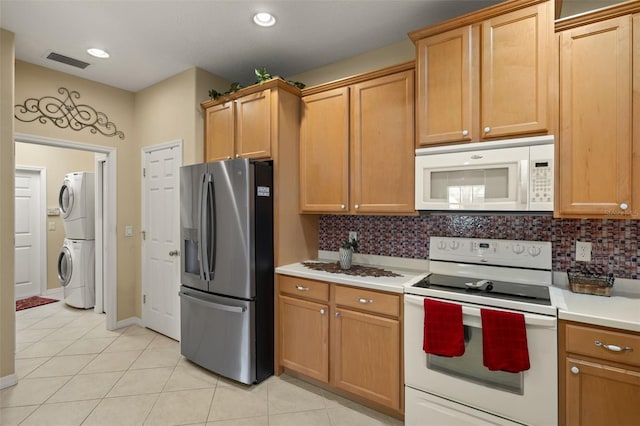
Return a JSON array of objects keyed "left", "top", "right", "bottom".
[{"left": 180, "top": 288, "right": 256, "bottom": 384}]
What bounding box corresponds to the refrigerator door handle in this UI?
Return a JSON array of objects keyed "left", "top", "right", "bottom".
[
  {"left": 207, "top": 175, "right": 217, "bottom": 280},
  {"left": 198, "top": 173, "right": 209, "bottom": 281},
  {"left": 180, "top": 291, "right": 247, "bottom": 313}
]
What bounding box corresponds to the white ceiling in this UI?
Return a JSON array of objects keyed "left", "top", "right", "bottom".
[{"left": 1, "top": 0, "right": 505, "bottom": 92}]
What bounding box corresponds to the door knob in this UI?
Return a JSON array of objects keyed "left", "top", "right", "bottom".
[{"left": 169, "top": 250, "right": 179, "bottom": 257}]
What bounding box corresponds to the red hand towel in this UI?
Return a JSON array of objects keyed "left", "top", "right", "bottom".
[
  {"left": 423, "top": 299, "right": 465, "bottom": 357},
  {"left": 481, "top": 308, "right": 530, "bottom": 373}
]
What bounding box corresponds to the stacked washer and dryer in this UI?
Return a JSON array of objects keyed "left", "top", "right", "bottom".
[{"left": 57, "top": 172, "right": 96, "bottom": 309}]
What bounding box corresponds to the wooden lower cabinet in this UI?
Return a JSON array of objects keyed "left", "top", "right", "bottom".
[
  {"left": 559, "top": 320, "right": 640, "bottom": 426},
  {"left": 331, "top": 308, "right": 400, "bottom": 410},
  {"left": 277, "top": 275, "right": 403, "bottom": 415},
  {"left": 279, "top": 295, "right": 329, "bottom": 382}
]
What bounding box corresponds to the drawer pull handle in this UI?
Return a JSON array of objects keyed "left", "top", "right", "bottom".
[
  {"left": 358, "top": 298, "right": 373, "bottom": 304},
  {"left": 595, "top": 340, "right": 633, "bottom": 353},
  {"left": 295, "top": 285, "right": 309, "bottom": 291}
]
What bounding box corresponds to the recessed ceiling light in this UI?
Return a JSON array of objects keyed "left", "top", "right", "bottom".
[
  {"left": 253, "top": 12, "right": 276, "bottom": 27},
  {"left": 87, "top": 48, "right": 110, "bottom": 59}
]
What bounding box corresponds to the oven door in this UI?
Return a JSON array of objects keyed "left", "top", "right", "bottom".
[
  {"left": 415, "top": 146, "right": 528, "bottom": 211},
  {"left": 404, "top": 294, "right": 557, "bottom": 426}
]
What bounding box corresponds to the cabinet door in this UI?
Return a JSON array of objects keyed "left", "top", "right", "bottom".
[
  {"left": 481, "top": 2, "right": 550, "bottom": 138},
  {"left": 565, "top": 357, "right": 640, "bottom": 426},
  {"left": 558, "top": 16, "right": 632, "bottom": 217},
  {"left": 331, "top": 308, "right": 400, "bottom": 410},
  {"left": 416, "top": 26, "right": 474, "bottom": 146},
  {"left": 204, "top": 102, "right": 234, "bottom": 162},
  {"left": 300, "top": 87, "right": 350, "bottom": 213},
  {"left": 279, "top": 295, "right": 329, "bottom": 383},
  {"left": 351, "top": 71, "right": 415, "bottom": 214},
  {"left": 235, "top": 89, "right": 271, "bottom": 159}
]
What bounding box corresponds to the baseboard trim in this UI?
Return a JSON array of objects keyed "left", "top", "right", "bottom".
[
  {"left": 115, "top": 317, "right": 142, "bottom": 330},
  {"left": 0, "top": 374, "right": 18, "bottom": 390},
  {"left": 46, "top": 287, "right": 64, "bottom": 300}
]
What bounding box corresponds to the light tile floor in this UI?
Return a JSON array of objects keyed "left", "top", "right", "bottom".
[{"left": 1, "top": 301, "right": 403, "bottom": 426}]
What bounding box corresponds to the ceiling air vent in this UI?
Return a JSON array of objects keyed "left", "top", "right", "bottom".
[{"left": 46, "top": 52, "right": 90, "bottom": 69}]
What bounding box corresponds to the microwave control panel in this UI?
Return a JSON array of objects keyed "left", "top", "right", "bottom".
[{"left": 530, "top": 158, "right": 553, "bottom": 204}]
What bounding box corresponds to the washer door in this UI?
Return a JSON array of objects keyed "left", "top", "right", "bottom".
[
  {"left": 58, "top": 180, "right": 74, "bottom": 219},
  {"left": 57, "top": 246, "right": 72, "bottom": 287}
]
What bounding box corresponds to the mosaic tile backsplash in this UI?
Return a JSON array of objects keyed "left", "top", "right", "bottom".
[{"left": 318, "top": 215, "right": 640, "bottom": 279}]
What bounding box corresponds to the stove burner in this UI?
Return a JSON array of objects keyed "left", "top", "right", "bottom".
[{"left": 413, "top": 273, "right": 551, "bottom": 306}]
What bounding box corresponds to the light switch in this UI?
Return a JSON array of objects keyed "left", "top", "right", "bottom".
[
  {"left": 48, "top": 222, "right": 56, "bottom": 231},
  {"left": 125, "top": 225, "right": 133, "bottom": 237}
]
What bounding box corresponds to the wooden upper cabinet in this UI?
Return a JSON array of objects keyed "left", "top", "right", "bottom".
[
  {"left": 299, "top": 87, "right": 350, "bottom": 213},
  {"left": 201, "top": 79, "right": 300, "bottom": 163},
  {"left": 204, "top": 101, "right": 234, "bottom": 162},
  {"left": 481, "top": 2, "right": 551, "bottom": 138},
  {"left": 416, "top": 26, "right": 474, "bottom": 145},
  {"left": 351, "top": 70, "right": 415, "bottom": 214},
  {"left": 235, "top": 89, "right": 271, "bottom": 160},
  {"left": 300, "top": 64, "right": 415, "bottom": 215},
  {"left": 412, "top": 0, "right": 552, "bottom": 146},
  {"left": 557, "top": 15, "right": 633, "bottom": 217}
]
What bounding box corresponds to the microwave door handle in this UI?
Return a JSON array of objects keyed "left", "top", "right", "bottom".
[
  {"left": 199, "top": 173, "right": 210, "bottom": 282},
  {"left": 519, "top": 159, "right": 529, "bottom": 205}
]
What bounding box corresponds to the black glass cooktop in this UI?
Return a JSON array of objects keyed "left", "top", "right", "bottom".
[{"left": 413, "top": 273, "right": 551, "bottom": 306}]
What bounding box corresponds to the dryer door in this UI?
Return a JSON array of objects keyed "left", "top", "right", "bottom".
[
  {"left": 57, "top": 246, "right": 72, "bottom": 287},
  {"left": 58, "top": 180, "right": 75, "bottom": 219}
]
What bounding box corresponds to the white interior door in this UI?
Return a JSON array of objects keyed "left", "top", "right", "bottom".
[
  {"left": 15, "top": 168, "right": 45, "bottom": 300},
  {"left": 142, "top": 141, "right": 182, "bottom": 340}
]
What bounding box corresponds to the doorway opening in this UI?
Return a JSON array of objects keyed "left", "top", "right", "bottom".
[{"left": 14, "top": 132, "right": 117, "bottom": 330}]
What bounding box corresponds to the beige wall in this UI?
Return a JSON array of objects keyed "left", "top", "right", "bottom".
[
  {"left": 287, "top": 39, "right": 415, "bottom": 87},
  {"left": 0, "top": 29, "right": 16, "bottom": 381},
  {"left": 15, "top": 143, "right": 96, "bottom": 290},
  {"left": 14, "top": 61, "right": 138, "bottom": 321}
]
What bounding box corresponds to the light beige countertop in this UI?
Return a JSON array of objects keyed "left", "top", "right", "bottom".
[
  {"left": 275, "top": 251, "right": 429, "bottom": 294},
  {"left": 552, "top": 272, "right": 640, "bottom": 332}
]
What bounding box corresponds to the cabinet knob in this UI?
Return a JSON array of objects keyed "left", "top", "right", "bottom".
[
  {"left": 320, "top": 308, "right": 325, "bottom": 315},
  {"left": 462, "top": 130, "right": 469, "bottom": 136},
  {"left": 571, "top": 366, "right": 579, "bottom": 375},
  {"left": 235, "top": 154, "right": 240, "bottom": 159},
  {"left": 484, "top": 127, "right": 491, "bottom": 134},
  {"left": 620, "top": 203, "right": 629, "bottom": 210},
  {"left": 335, "top": 312, "right": 340, "bottom": 317},
  {"left": 340, "top": 204, "right": 346, "bottom": 210},
  {"left": 354, "top": 204, "right": 359, "bottom": 209},
  {"left": 226, "top": 156, "right": 231, "bottom": 160},
  {"left": 168, "top": 250, "right": 179, "bottom": 257}
]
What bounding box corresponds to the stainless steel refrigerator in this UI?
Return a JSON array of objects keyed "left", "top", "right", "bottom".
[{"left": 179, "top": 158, "right": 273, "bottom": 385}]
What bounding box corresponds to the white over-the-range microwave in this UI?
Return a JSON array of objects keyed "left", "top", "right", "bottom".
[{"left": 415, "top": 135, "right": 554, "bottom": 212}]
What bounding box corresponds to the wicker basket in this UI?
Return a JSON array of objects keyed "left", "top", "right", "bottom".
[{"left": 567, "top": 271, "right": 615, "bottom": 297}]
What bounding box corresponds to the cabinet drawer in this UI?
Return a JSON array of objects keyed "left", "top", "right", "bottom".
[
  {"left": 334, "top": 285, "right": 399, "bottom": 318},
  {"left": 279, "top": 275, "right": 329, "bottom": 302},
  {"left": 565, "top": 323, "right": 640, "bottom": 367}
]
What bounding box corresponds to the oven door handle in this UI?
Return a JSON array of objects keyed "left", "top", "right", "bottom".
[{"left": 405, "top": 295, "right": 556, "bottom": 328}]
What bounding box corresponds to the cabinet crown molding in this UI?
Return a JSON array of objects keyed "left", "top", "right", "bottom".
[
  {"left": 201, "top": 77, "right": 301, "bottom": 109},
  {"left": 555, "top": 0, "right": 640, "bottom": 32},
  {"left": 408, "top": 0, "right": 549, "bottom": 41}
]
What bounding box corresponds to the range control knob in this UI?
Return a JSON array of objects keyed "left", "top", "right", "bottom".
[
  {"left": 449, "top": 240, "right": 460, "bottom": 250},
  {"left": 437, "top": 240, "right": 447, "bottom": 250},
  {"left": 512, "top": 244, "right": 525, "bottom": 254},
  {"left": 528, "top": 246, "right": 542, "bottom": 257}
]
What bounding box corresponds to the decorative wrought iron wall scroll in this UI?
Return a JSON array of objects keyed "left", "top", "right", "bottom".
[{"left": 14, "top": 87, "right": 125, "bottom": 139}]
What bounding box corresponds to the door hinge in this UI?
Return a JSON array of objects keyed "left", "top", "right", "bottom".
[
  {"left": 143, "top": 167, "right": 146, "bottom": 178},
  {"left": 143, "top": 294, "right": 146, "bottom": 304},
  {"left": 141, "top": 230, "right": 146, "bottom": 240}
]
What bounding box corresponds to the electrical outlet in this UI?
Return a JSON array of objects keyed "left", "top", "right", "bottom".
[
  {"left": 576, "top": 241, "right": 592, "bottom": 262},
  {"left": 348, "top": 231, "right": 357, "bottom": 242}
]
